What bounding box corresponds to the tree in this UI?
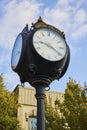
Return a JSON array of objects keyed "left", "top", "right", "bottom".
[
  {"left": 62, "top": 79, "right": 87, "bottom": 130},
  {"left": 45, "top": 79, "right": 87, "bottom": 130},
  {"left": 0, "top": 74, "right": 22, "bottom": 130},
  {"left": 45, "top": 98, "right": 66, "bottom": 130}
]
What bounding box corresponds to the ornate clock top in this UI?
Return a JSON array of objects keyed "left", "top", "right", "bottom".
[
  {"left": 37, "top": 16, "right": 44, "bottom": 23},
  {"left": 32, "top": 17, "right": 65, "bottom": 37},
  {"left": 32, "top": 16, "right": 47, "bottom": 29}
]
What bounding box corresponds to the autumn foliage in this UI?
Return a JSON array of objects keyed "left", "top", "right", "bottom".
[
  {"left": 0, "top": 74, "right": 22, "bottom": 130},
  {"left": 45, "top": 78, "right": 87, "bottom": 130}
]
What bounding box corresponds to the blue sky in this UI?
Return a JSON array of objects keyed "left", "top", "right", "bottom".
[{"left": 0, "top": 0, "right": 87, "bottom": 92}]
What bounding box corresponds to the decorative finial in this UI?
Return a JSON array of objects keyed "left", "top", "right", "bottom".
[
  {"left": 32, "top": 16, "right": 46, "bottom": 29},
  {"left": 37, "top": 16, "right": 43, "bottom": 23},
  {"left": 26, "top": 24, "right": 28, "bottom": 28}
]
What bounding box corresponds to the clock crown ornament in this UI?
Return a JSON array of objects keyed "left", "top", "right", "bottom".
[
  {"left": 32, "top": 16, "right": 46, "bottom": 28},
  {"left": 32, "top": 17, "right": 65, "bottom": 38},
  {"left": 11, "top": 17, "right": 70, "bottom": 87}
]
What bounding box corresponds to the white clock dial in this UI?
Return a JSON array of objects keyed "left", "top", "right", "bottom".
[
  {"left": 33, "top": 28, "right": 66, "bottom": 61},
  {"left": 11, "top": 34, "right": 22, "bottom": 69}
]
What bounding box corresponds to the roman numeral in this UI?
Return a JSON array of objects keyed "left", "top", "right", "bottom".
[
  {"left": 47, "top": 31, "right": 50, "bottom": 36},
  {"left": 58, "top": 52, "right": 62, "bottom": 56},
  {"left": 36, "top": 35, "right": 40, "bottom": 39},
  {"left": 41, "top": 32, "right": 44, "bottom": 36}
]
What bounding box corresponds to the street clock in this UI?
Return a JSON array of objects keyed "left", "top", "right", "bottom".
[
  {"left": 11, "top": 17, "right": 70, "bottom": 130},
  {"left": 11, "top": 17, "right": 70, "bottom": 87}
]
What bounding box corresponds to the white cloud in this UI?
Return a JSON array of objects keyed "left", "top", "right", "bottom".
[
  {"left": 74, "top": 9, "right": 87, "bottom": 24},
  {"left": 43, "top": 0, "right": 87, "bottom": 41},
  {"left": 71, "top": 24, "right": 87, "bottom": 39},
  {"left": 0, "top": 0, "right": 42, "bottom": 49},
  {"left": 0, "top": 0, "right": 87, "bottom": 50}
]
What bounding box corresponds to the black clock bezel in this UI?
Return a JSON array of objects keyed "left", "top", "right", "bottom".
[{"left": 58, "top": 44, "right": 70, "bottom": 78}]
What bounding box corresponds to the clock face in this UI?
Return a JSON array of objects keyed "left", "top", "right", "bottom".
[
  {"left": 33, "top": 28, "right": 66, "bottom": 61},
  {"left": 11, "top": 34, "right": 22, "bottom": 69}
]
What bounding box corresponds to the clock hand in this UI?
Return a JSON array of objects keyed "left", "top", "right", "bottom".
[
  {"left": 39, "top": 41, "right": 45, "bottom": 44},
  {"left": 48, "top": 45, "right": 62, "bottom": 56},
  {"left": 45, "top": 43, "right": 64, "bottom": 55},
  {"left": 39, "top": 41, "right": 62, "bottom": 56}
]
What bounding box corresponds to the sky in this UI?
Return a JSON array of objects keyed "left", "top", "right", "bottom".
[{"left": 0, "top": 0, "right": 87, "bottom": 92}]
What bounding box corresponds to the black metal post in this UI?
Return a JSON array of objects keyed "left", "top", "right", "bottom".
[{"left": 35, "top": 86, "right": 45, "bottom": 130}]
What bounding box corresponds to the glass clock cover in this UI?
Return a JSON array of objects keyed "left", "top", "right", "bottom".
[
  {"left": 33, "top": 28, "right": 66, "bottom": 62},
  {"left": 11, "top": 34, "right": 22, "bottom": 69}
]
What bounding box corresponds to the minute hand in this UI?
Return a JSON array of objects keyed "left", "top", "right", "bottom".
[{"left": 39, "top": 41, "right": 62, "bottom": 56}]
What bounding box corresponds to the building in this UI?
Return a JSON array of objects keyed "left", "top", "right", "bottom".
[{"left": 14, "top": 86, "right": 64, "bottom": 130}]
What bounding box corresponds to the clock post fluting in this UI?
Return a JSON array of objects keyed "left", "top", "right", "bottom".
[{"left": 11, "top": 17, "right": 70, "bottom": 130}]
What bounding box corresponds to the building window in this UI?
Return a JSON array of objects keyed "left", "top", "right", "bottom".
[{"left": 29, "top": 117, "right": 37, "bottom": 130}]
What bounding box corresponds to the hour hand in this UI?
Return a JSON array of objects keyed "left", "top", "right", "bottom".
[
  {"left": 39, "top": 41, "right": 62, "bottom": 56},
  {"left": 39, "top": 41, "right": 44, "bottom": 44},
  {"left": 39, "top": 41, "right": 50, "bottom": 47}
]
